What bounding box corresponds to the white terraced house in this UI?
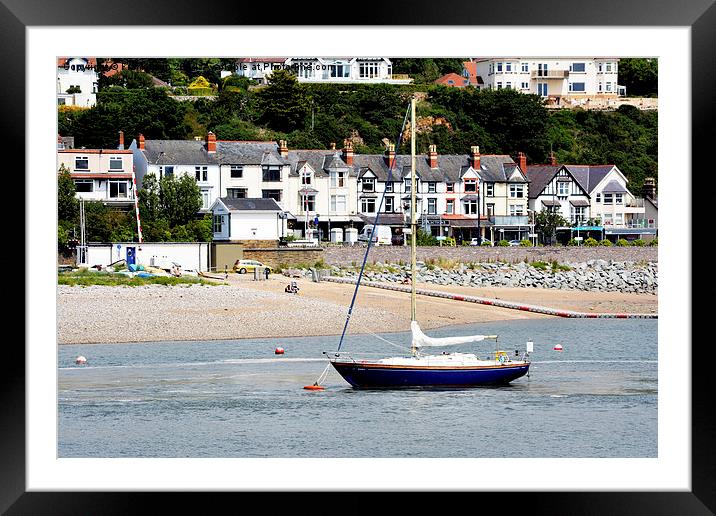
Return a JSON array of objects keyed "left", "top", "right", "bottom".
[
  {"left": 57, "top": 132, "right": 136, "bottom": 207},
  {"left": 57, "top": 57, "right": 98, "bottom": 107},
  {"left": 235, "top": 57, "right": 412, "bottom": 85},
  {"left": 471, "top": 58, "right": 624, "bottom": 100}
]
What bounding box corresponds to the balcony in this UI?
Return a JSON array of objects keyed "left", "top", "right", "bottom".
[
  {"left": 490, "top": 215, "right": 530, "bottom": 226},
  {"left": 530, "top": 70, "right": 569, "bottom": 79}
]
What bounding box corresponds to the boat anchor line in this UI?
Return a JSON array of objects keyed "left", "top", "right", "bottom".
[{"left": 322, "top": 277, "right": 657, "bottom": 320}]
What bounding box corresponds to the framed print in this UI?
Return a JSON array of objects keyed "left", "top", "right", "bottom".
[{"left": 5, "top": 0, "right": 711, "bottom": 512}]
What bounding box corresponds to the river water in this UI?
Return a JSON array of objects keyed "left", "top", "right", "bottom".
[{"left": 58, "top": 318, "right": 657, "bottom": 458}]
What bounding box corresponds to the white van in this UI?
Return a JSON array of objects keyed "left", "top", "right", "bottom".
[{"left": 358, "top": 225, "right": 392, "bottom": 245}]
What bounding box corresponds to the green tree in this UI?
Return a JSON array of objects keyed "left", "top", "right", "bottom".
[
  {"left": 138, "top": 173, "right": 161, "bottom": 221},
  {"left": 256, "top": 69, "right": 310, "bottom": 132},
  {"left": 58, "top": 164, "right": 78, "bottom": 222},
  {"left": 618, "top": 58, "right": 658, "bottom": 97},
  {"left": 158, "top": 174, "right": 202, "bottom": 227},
  {"left": 100, "top": 69, "right": 154, "bottom": 90},
  {"left": 534, "top": 209, "right": 568, "bottom": 245}
]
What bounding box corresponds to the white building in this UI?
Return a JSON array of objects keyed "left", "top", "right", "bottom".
[
  {"left": 235, "top": 57, "right": 411, "bottom": 85},
  {"left": 471, "top": 58, "right": 624, "bottom": 100},
  {"left": 57, "top": 57, "right": 98, "bottom": 107},
  {"left": 211, "top": 197, "right": 287, "bottom": 241},
  {"left": 57, "top": 132, "right": 136, "bottom": 208}
]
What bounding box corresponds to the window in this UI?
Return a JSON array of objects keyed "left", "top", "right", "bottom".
[
  {"left": 427, "top": 182, "right": 436, "bottom": 193},
  {"left": 301, "top": 172, "right": 312, "bottom": 185},
  {"left": 606, "top": 82, "right": 613, "bottom": 92},
  {"left": 446, "top": 183, "right": 454, "bottom": 193},
  {"left": 262, "top": 166, "right": 281, "bottom": 182},
  {"left": 404, "top": 179, "right": 419, "bottom": 193},
  {"left": 201, "top": 190, "right": 210, "bottom": 210},
  {"left": 598, "top": 63, "right": 603, "bottom": 72},
  {"left": 603, "top": 193, "right": 613, "bottom": 205},
  {"left": 58, "top": 98, "right": 66, "bottom": 105},
  {"left": 496, "top": 82, "right": 502, "bottom": 90},
  {"left": 487, "top": 203, "right": 495, "bottom": 217},
  {"left": 598, "top": 82, "right": 603, "bottom": 92},
  {"left": 330, "top": 194, "right": 347, "bottom": 213},
  {"left": 615, "top": 193, "right": 624, "bottom": 205},
  {"left": 569, "top": 82, "right": 586, "bottom": 92},
  {"left": 509, "top": 204, "right": 524, "bottom": 216},
  {"left": 571, "top": 206, "right": 586, "bottom": 224},
  {"left": 570, "top": 62, "right": 586, "bottom": 72},
  {"left": 160, "top": 165, "right": 174, "bottom": 177},
  {"left": 509, "top": 184, "right": 524, "bottom": 198},
  {"left": 227, "top": 188, "right": 247, "bottom": 199},
  {"left": 301, "top": 195, "right": 315, "bottom": 212},
  {"left": 329, "top": 64, "right": 350, "bottom": 78},
  {"left": 606, "top": 63, "right": 612, "bottom": 72},
  {"left": 74, "top": 179, "right": 93, "bottom": 192},
  {"left": 603, "top": 213, "right": 613, "bottom": 225},
  {"left": 521, "top": 62, "right": 529, "bottom": 72},
  {"left": 75, "top": 157, "right": 89, "bottom": 170},
  {"left": 109, "top": 181, "right": 128, "bottom": 198},
  {"left": 262, "top": 189, "right": 282, "bottom": 201},
  {"left": 330, "top": 171, "right": 345, "bottom": 188},
  {"left": 521, "top": 82, "right": 529, "bottom": 89},
  {"left": 195, "top": 166, "right": 208, "bottom": 182},
  {"left": 464, "top": 180, "right": 477, "bottom": 193},
  {"left": 385, "top": 182, "right": 394, "bottom": 193},
  {"left": 505, "top": 81, "right": 512, "bottom": 89},
  {"left": 446, "top": 199, "right": 455, "bottom": 214},
  {"left": 496, "top": 62, "right": 503, "bottom": 72},
  {"left": 557, "top": 182, "right": 569, "bottom": 196},
  {"left": 384, "top": 196, "right": 394, "bottom": 213},
  {"left": 614, "top": 213, "right": 623, "bottom": 225},
  {"left": 505, "top": 63, "right": 512, "bottom": 72},
  {"left": 358, "top": 61, "right": 380, "bottom": 79},
  {"left": 361, "top": 197, "right": 376, "bottom": 213},
  {"left": 596, "top": 193, "right": 601, "bottom": 203},
  {"left": 427, "top": 198, "right": 437, "bottom": 215},
  {"left": 538, "top": 63, "right": 548, "bottom": 76},
  {"left": 463, "top": 199, "right": 478, "bottom": 215},
  {"left": 485, "top": 183, "right": 494, "bottom": 197},
  {"left": 362, "top": 178, "right": 375, "bottom": 192},
  {"left": 230, "top": 165, "right": 243, "bottom": 178},
  {"left": 213, "top": 215, "right": 224, "bottom": 233},
  {"left": 109, "top": 157, "right": 123, "bottom": 170},
  {"left": 537, "top": 83, "right": 548, "bottom": 96}
]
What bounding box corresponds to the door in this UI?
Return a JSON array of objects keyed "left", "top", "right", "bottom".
[
  {"left": 537, "top": 83, "right": 548, "bottom": 96},
  {"left": 126, "top": 247, "right": 136, "bottom": 265}
]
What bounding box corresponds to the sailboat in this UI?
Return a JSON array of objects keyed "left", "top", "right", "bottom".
[{"left": 323, "top": 98, "right": 531, "bottom": 389}]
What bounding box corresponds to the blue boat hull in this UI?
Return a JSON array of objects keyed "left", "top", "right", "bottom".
[{"left": 330, "top": 362, "right": 530, "bottom": 389}]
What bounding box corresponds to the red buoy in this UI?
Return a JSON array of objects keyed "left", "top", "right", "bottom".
[
  {"left": 553, "top": 344, "right": 563, "bottom": 351},
  {"left": 275, "top": 347, "right": 285, "bottom": 355},
  {"left": 303, "top": 384, "right": 325, "bottom": 391}
]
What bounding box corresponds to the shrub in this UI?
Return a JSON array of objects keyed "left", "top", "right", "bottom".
[
  {"left": 497, "top": 240, "right": 509, "bottom": 247},
  {"left": 584, "top": 237, "right": 599, "bottom": 247},
  {"left": 444, "top": 237, "right": 456, "bottom": 247},
  {"left": 615, "top": 239, "right": 630, "bottom": 246},
  {"left": 567, "top": 238, "right": 579, "bottom": 246},
  {"left": 632, "top": 239, "right": 645, "bottom": 246},
  {"left": 530, "top": 261, "right": 549, "bottom": 270},
  {"left": 599, "top": 239, "right": 612, "bottom": 246},
  {"left": 519, "top": 239, "right": 532, "bottom": 247},
  {"left": 649, "top": 238, "right": 658, "bottom": 246},
  {"left": 481, "top": 241, "right": 493, "bottom": 246}
]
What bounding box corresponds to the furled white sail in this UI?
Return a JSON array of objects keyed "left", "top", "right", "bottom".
[{"left": 410, "top": 321, "right": 497, "bottom": 348}]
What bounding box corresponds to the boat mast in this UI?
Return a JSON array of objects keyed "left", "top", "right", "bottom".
[{"left": 410, "top": 97, "right": 417, "bottom": 352}]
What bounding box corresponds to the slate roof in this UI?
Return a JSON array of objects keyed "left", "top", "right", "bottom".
[
  {"left": 219, "top": 197, "right": 282, "bottom": 212},
  {"left": 524, "top": 165, "right": 561, "bottom": 199},
  {"left": 286, "top": 151, "right": 355, "bottom": 177},
  {"left": 141, "top": 140, "right": 286, "bottom": 166},
  {"left": 564, "top": 165, "right": 615, "bottom": 194},
  {"left": 601, "top": 179, "right": 628, "bottom": 193}
]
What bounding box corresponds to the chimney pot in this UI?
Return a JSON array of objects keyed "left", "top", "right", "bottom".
[
  {"left": 549, "top": 151, "right": 557, "bottom": 166},
  {"left": 428, "top": 144, "right": 438, "bottom": 168},
  {"left": 118, "top": 130, "right": 124, "bottom": 150},
  {"left": 470, "top": 145, "right": 480, "bottom": 170},
  {"left": 138, "top": 133, "right": 145, "bottom": 150},
  {"left": 385, "top": 143, "right": 396, "bottom": 169},
  {"left": 278, "top": 139, "right": 288, "bottom": 158},
  {"left": 518, "top": 151, "right": 527, "bottom": 173},
  {"left": 342, "top": 140, "right": 354, "bottom": 166}
]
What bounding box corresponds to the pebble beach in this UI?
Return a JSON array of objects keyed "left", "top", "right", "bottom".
[{"left": 57, "top": 273, "right": 658, "bottom": 345}]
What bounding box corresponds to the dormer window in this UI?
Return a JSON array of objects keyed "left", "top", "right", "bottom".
[
  {"left": 362, "top": 178, "right": 375, "bottom": 192},
  {"left": 301, "top": 171, "right": 312, "bottom": 185},
  {"left": 262, "top": 165, "right": 281, "bottom": 182},
  {"left": 464, "top": 180, "right": 477, "bottom": 193}
]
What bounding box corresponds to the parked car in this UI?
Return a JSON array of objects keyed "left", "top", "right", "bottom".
[
  {"left": 508, "top": 240, "right": 521, "bottom": 246},
  {"left": 469, "top": 238, "right": 493, "bottom": 246},
  {"left": 358, "top": 225, "right": 392, "bottom": 245},
  {"left": 233, "top": 259, "right": 272, "bottom": 274}
]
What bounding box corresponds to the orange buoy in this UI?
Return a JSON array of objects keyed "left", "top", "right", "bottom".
[
  {"left": 275, "top": 347, "right": 285, "bottom": 355},
  {"left": 303, "top": 384, "right": 325, "bottom": 391},
  {"left": 75, "top": 355, "right": 87, "bottom": 365},
  {"left": 553, "top": 344, "right": 563, "bottom": 351}
]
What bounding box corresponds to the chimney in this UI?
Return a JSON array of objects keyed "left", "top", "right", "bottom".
[
  {"left": 206, "top": 131, "right": 217, "bottom": 153},
  {"left": 428, "top": 144, "right": 438, "bottom": 168},
  {"left": 549, "top": 151, "right": 557, "bottom": 166},
  {"left": 278, "top": 139, "right": 288, "bottom": 158},
  {"left": 330, "top": 142, "right": 336, "bottom": 150},
  {"left": 384, "top": 143, "right": 396, "bottom": 169},
  {"left": 342, "top": 140, "right": 354, "bottom": 166},
  {"left": 518, "top": 151, "right": 527, "bottom": 172},
  {"left": 138, "top": 133, "right": 145, "bottom": 150},
  {"left": 642, "top": 177, "right": 657, "bottom": 200},
  {"left": 470, "top": 145, "right": 480, "bottom": 170},
  {"left": 118, "top": 130, "right": 124, "bottom": 150}
]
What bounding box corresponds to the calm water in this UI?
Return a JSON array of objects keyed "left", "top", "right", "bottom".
[{"left": 58, "top": 318, "right": 657, "bottom": 458}]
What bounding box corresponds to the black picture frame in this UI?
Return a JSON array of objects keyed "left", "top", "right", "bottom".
[{"left": 4, "top": 0, "right": 709, "bottom": 513}]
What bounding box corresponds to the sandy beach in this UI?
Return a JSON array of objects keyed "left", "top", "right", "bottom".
[{"left": 57, "top": 273, "right": 657, "bottom": 345}]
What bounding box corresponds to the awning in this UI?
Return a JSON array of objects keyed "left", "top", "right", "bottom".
[
  {"left": 541, "top": 199, "right": 561, "bottom": 207},
  {"left": 461, "top": 194, "right": 479, "bottom": 201},
  {"left": 569, "top": 199, "right": 590, "bottom": 206},
  {"left": 299, "top": 188, "right": 318, "bottom": 195}
]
